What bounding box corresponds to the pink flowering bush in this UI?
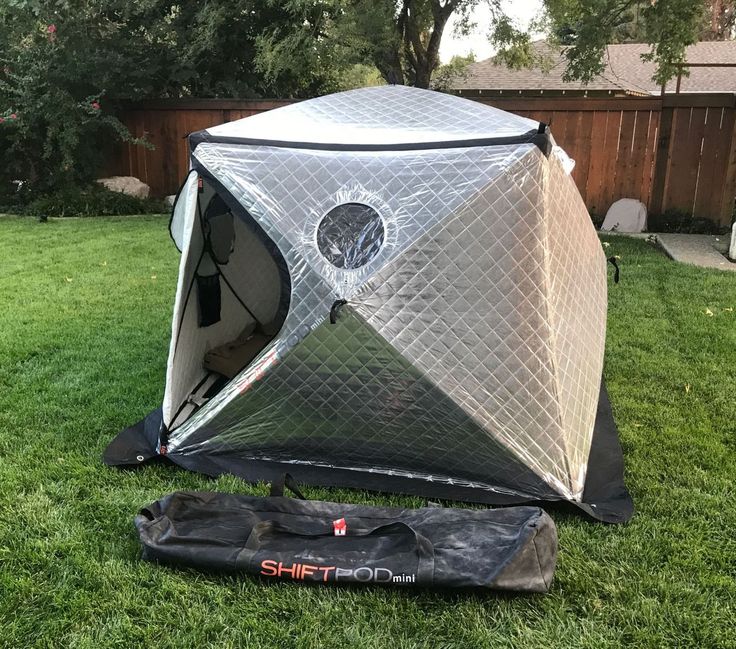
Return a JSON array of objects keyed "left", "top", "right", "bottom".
[
  {"left": 0, "top": 1, "right": 349, "bottom": 210},
  {"left": 0, "top": 8, "right": 155, "bottom": 205}
]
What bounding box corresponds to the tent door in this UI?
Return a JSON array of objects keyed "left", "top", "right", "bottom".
[{"left": 162, "top": 172, "right": 290, "bottom": 431}]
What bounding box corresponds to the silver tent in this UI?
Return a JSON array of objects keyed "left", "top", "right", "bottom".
[{"left": 105, "top": 86, "right": 632, "bottom": 523}]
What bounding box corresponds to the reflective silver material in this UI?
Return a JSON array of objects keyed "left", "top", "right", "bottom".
[
  {"left": 166, "top": 86, "right": 607, "bottom": 503},
  {"left": 206, "top": 85, "right": 538, "bottom": 145}
]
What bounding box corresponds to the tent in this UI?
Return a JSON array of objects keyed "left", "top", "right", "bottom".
[{"left": 105, "top": 86, "right": 632, "bottom": 523}]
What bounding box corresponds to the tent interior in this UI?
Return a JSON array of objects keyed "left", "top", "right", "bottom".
[{"left": 164, "top": 177, "right": 289, "bottom": 430}]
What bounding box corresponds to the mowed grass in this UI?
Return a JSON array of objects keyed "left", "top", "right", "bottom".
[{"left": 0, "top": 215, "right": 734, "bottom": 649}]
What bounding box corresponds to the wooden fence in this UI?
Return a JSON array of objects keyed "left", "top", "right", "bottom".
[{"left": 112, "top": 93, "right": 736, "bottom": 225}]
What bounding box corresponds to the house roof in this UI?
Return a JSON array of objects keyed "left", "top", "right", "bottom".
[{"left": 453, "top": 41, "right": 736, "bottom": 95}]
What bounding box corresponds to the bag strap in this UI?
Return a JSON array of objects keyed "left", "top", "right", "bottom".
[
  {"left": 607, "top": 256, "right": 620, "bottom": 283},
  {"left": 269, "top": 473, "right": 307, "bottom": 500},
  {"left": 244, "top": 519, "right": 435, "bottom": 583}
]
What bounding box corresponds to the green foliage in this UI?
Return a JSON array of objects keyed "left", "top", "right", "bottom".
[
  {"left": 183, "top": 0, "right": 347, "bottom": 97},
  {"left": 641, "top": 1, "right": 707, "bottom": 85},
  {"left": 542, "top": 0, "right": 714, "bottom": 86},
  {"left": 648, "top": 208, "right": 728, "bottom": 235},
  {"left": 259, "top": 0, "right": 524, "bottom": 88},
  {"left": 0, "top": 1, "right": 354, "bottom": 196},
  {"left": 431, "top": 53, "right": 476, "bottom": 91},
  {"left": 334, "top": 64, "right": 386, "bottom": 91},
  {"left": 20, "top": 185, "right": 165, "bottom": 219},
  {"left": 544, "top": 0, "right": 651, "bottom": 46},
  {"left": 0, "top": 2, "right": 162, "bottom": 193},
  {"left": 1, "top": 220, "right": 735, "bottom": 647},
  {"left": 491, "top": 13, "right": 539, "bottom": 68}
]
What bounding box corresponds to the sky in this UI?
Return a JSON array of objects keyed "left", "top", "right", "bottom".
[{"left": 440, "top": 0, "right": 544, "bottom": 63}]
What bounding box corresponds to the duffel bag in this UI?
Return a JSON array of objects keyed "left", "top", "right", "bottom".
[{"left": 135, "top": 476, "right": 557, "bottom": 593}]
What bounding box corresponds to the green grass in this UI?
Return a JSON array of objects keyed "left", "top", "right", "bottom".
[{"left": 0, "top": 216, "right": 734, "bottom": 648}]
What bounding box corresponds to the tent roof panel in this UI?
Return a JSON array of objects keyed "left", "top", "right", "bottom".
[{"left": 205, "top": 85, "right": 540, "bottom": 146}]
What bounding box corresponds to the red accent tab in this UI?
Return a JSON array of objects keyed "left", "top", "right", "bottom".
[
  {"left": 197, "top": 176, "right": 203, "bottom": 192},
  {"left": 332, "top": 518, "right": 346, "bottom": 536}
]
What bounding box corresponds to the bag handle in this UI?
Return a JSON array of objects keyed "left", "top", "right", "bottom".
[
  {"left": 244, "top": 519, "right": 435, "bottom": 583},
  {"left": 268, "top": 473, "right": 307, "bottom": 500}
]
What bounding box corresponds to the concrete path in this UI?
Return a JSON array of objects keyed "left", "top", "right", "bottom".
[{"left": 656, "top": 233, "right": 736, "bottom": 273}]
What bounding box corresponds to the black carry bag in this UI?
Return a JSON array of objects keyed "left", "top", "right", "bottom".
[{"left": 135, "top": 477, "right": 558, "bottom": 593}]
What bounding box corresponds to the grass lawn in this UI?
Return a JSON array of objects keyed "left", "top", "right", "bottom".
[{"left": 0, "top": 215, "right": 734, "bottom": 649}]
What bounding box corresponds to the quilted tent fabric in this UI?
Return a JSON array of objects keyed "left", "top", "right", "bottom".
[
  {"left": 104, "top": 85, "right": 632, "bottom": 522},
  {"left": 205, "top": 85, "right": 540, "bottom": 145}
]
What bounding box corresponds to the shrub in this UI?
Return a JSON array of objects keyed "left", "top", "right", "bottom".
[
  {"left": 0, "top": 7, "right": 157, "bottom": 196},
  {"left": 648, "top": 209, "right": 728, "bottom": 235},
  {"left": 21, "top": 185, "right": 165, "bottom": 219}
]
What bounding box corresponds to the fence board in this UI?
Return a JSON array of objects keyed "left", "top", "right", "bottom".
[
  {"left": 572, "top": 109, "right": 594, "bottom": 194},
  {"left": 666, "top": 107, "right": 708, "bottom": 214},
  {"left": 613, "top": 111, "right": 637, "bottom": 200},
  {"left": 694, "top": 108, "right": 726, "bottom": 218},
  {"left": 639, "top": 111, "right": 659, "bottom": 205},
  {"left": 600, "top": 111, "right": 623, "bottom": 212},
  {"left": 622, "top": 111, "right": 648, "bottom": 201},
  {"left": 585, "top": 111, "right": 610, "bottom": 214},
  {"left": 108, "top": 94, "right": 736, "bottom": 225},
  {"left": 715, "top": 109, "right": 736, "bottom": 224}
]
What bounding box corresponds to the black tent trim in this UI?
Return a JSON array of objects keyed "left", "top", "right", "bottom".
[{"left": 188, "top": 126, "right": 553, "bottom": 157}]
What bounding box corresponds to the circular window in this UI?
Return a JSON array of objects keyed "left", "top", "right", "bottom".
[{"left": 317, "top": 203, "right": 385, "bottom": 269}]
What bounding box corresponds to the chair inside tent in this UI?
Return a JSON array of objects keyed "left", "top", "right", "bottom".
[{"left": 104, "top": 85, "right": 633, "bottom": 524}]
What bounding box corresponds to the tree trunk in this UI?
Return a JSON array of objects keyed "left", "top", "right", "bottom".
[
  {"left": 413, "top": 63, "right": 432, "bottom": 89},
  {"left": 402, "top": 0, "right": 456, "bottom": 88},
  {"left": 377, "top": 47, "right": 406, "bottom": 85}
]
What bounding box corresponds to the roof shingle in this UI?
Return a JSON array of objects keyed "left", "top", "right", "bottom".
[{"left": 452, "top": 41, "right": 736, "bottom": 95}]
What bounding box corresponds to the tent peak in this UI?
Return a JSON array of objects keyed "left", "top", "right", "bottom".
[{"left": 202, "top": 85, "right": 540, "bottom": 148}]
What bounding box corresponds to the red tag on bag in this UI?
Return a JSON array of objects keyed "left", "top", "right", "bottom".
[{"left": 333, "top": 518, "right": 347, "bottom": 536}]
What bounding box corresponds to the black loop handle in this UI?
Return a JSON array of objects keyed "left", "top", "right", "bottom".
[
  {"left": 244, "top": 520, "right": 435, "bottom": 583},
  {"left": 269, "top": 473, "right": 306, "bottom": 500},
  {"left": 607, "top": 256, "right": 620, "bottom": 284},
  {"left": 330, "top": 299, "right": 347, "bottom": 324}
]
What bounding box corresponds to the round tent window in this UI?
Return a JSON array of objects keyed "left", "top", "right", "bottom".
[{"left": 317, "top": 203, "right": 385, "bottom": 269}]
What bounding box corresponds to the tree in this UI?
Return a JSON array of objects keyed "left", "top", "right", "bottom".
[
  {"left": 0, "top": 2, "right": 161, "bottom": 194},
  {"left": 431, "top": 53, "right": 476, "bottom": 91},
  {"left": 700, "top": 0, "right": 736, "bottom": 40},
  {"left": 0, "top": 1, "right": 350, "bottom": 197},
  {"left": 543, "top": 1, "right": 731, "bottom": 86},
  {"left": 328, "top": 1, "right": 533, "bottom": 89},
  {"left": 549, "top": 1, "right": 649, "bottom": 45},
  {"left": 254, "top": 0, "right": 533, "bottom": 90},
  {"left": 325, "top": 0, "right": 733, "bottom": 90}
]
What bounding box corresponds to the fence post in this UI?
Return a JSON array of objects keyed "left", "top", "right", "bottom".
[
  {"left": 719, "top": 110, "right": 736, "bottom": 226},
  {"left": 649, "top": 100, "right": 673, "bottom": 217}
]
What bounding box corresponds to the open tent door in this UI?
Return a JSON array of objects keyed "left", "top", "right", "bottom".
[{"left": 162, "top": 172, "right": 290, "bottom": 433}]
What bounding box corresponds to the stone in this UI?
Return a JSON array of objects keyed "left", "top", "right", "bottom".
[
  {"left": 730, "top": 222, "right": 736, "bottom": 261},
  {"left": 96, "top": 176, "right": 150, "bottom": 200},
  {"left": 165, "top": 194, "right": 177, "bottom": 207},
  {"left": 600, "top": 198, "right": 647, "bottom": 233}
]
